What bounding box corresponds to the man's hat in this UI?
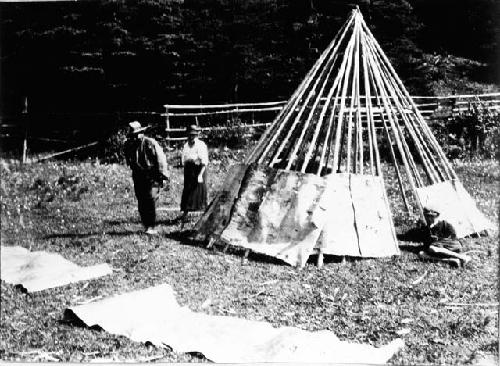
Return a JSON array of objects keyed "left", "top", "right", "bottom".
[
  {"left": 423, "top": 207, "right": 440, "bottom": 217},
  {"left": 186, "top": 124, "right": 201, "bottom": 135},
  {"left": 128, "top": 121, "right": 147, "bottom": 134}
]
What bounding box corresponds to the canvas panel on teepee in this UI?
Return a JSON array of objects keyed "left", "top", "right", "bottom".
[
  {"left": 416, "top": 180, "right": 494, "bottom": 238},
  {"left": 198, "top": 166, "right": 398, "bottom": 267},
  {"left": 219, "top": 166, "right": 327, "bottom": 267},
  {"left": 193, "top": 163, "right": 249, "bottom": 241},
  {"left": 315, "top": 174, "right": 398, "bottom": 258},
  {"left": 194, "top": 7, "right": 492, "bottom": 266}
]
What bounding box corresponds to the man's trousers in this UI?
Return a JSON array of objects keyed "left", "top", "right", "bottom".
[{"left": 132, "top": 174, "right": 160, "bottom": 228}]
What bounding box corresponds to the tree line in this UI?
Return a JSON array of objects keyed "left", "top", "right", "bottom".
[{"left": 1, "top": 0, "right": 498, "bottom": 116}]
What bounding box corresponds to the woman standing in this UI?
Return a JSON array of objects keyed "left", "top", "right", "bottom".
[{"left": 180, "top": 125, "right": 208, "bottom": 222}]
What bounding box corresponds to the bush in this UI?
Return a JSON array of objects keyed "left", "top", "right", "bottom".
[
  {"left": 100, "top": 128, "right": 128, "bottom": 163},
  {"left": 431, "top": 102, "right": 500, "bottom": 159},
  {"left": 202, "top": 117, "right": 253, "bottom": 148}
]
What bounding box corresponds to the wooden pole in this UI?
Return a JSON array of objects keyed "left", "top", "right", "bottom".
[
  {"left": 363, "top": 33, "right": 424, "bottom": 188},
  {"left": 367, "top": 41, "right": 441, "bottom": 184},
  {"left": 301, "top": 61, "right": 345, "bottom": 173},
  {"left": 21, "top": 129, "right": 28, "bottom": 164},
  {"left": 35, "top": 141, "right": 99, "bottom": 163},
  {"left": 165, "top": 107, "right": 170, "bottom": 148},
  {"left": 316, "top": 249, "right": 324, "bottom": 268},
  {"left": 381, "top": 114, "right": 411, "bottom": 213},
  {"left": 252, "top": 14, "right": 355, "bottom": 166},
  {"left": 346, "top": 17, "right": 361, "bottom": 174},
  {"left": 361, "top": 34, "right": 378, "bottom": 175},
  {"left": 361, "top": 21, "right": 457, "bottom": 181},
  {"left": 241, "top": 249, "right": 250, "bottom": 265},
  {"left": 331, "top": 22, "right": 358, "bottom": 173},
  {"left": 316, "top": 34, "right": 357, "bottom": 175},
  {"left": 206, "top": 236, "right": 216, "bottom": 249},
  {"left": 21, "top": 97, "right": 28, "bottom": 164},
  {"left": 284, "top": 25, "right": 346, "bottom": 171},
  {"left": 363, "top": 36, "right": 423, "bottom": 219},
  {"left": 271, "top": 18, "right": 354, "bottom": 168},
  {"left": 354, "top": 20, "right": 363, "bottom": 174}
]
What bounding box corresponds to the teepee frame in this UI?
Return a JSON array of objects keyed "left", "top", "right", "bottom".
[
  {"left": 194, "top": 8, "right": 492, "bottom": 267},
  {"left": 246, "top": 8, "right": 460, "bottom": 219}
]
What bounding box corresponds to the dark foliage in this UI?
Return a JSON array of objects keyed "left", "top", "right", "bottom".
[{"left": 0, "top": 0, "right": 498, "bottom": 117}]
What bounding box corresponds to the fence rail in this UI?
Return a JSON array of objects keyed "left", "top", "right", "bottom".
[
  {"left": 1, "top": 92, "right": 499, "bottom": 160},
  {"left": 162, "top": 92, "right": 500, "bottom": 141}
]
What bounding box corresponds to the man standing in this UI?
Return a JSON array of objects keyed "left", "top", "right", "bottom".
[{"left": 124, "top": 121, "right": 169, "bottom": 235}]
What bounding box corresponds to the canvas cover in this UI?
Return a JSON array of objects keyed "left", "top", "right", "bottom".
[
  {"left": 0, "top": 246, "right": 112, "bottom": 292},
  {"left": 193, "top": 163, "right": 249, "bottom": 241},
  {"left": 416, "top": 179, "right": 494, "bottom": 238},
  {"left": 64, "top": 283, "right": 404, "bottom": 363},
  {"left": 316, "top": 174, "right": 399, "bottom": 257},
  {"left": 195, "top": 165, "right": 399, "bottom": 266},
  {"left": 220, "top": 166, "right": 328, "bottom": 267}
]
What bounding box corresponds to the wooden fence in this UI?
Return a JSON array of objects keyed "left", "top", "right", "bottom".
[
  {"left": 1, "top": 92, "right": 499, "bottom": 161},
  {"left": 162, "top": 92, "right": 500, "bottom": 142}
]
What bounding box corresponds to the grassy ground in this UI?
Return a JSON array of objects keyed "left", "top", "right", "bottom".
[{"left": 0, "top": 150, "right": 498, "bottom": 364}]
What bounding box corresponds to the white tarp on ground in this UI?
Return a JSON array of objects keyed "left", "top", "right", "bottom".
[
  {"left": 416, "top": 179, "right": 494, "bottom": 238},
  {"left": 0, "top": 246, "right": 112, "bottom": 292},
  {"left": 64, "top": 283, "right": 404, "bottom": 363}
]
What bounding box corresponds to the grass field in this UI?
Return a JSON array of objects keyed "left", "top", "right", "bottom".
[{"left": 0, "top": 150, "right": 498, "bottom": 364}]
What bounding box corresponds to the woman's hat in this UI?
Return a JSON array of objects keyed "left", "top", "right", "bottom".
[
  {"left": 128, "top": 121, "right": 147, "bottom": 134},
  {"left": 423, "top": 207, "right": 440, "bottom": 217},
  {"left": 186, "top": 124, "right": 201, "bottom": 135}
]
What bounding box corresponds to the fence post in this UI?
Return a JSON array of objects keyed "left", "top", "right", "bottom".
[
  {"left": 165, "top": 106, "right": 170, "bottom": 148},
  {"left": 21, "top": 97, "right": 28, "bottom": 164}
]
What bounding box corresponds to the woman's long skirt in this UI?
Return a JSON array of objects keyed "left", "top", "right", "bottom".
[{"left": 181, "top": 161, "right": 207, "bottom": 212}]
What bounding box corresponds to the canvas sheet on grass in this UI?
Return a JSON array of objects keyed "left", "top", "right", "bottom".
[
  {"left": 65, "top": 283, "right": 404, "bottom": 363},
  {"left": 416, "top": 179, "right": 494, "bottom": 238},
  {"left": 0, "top": 246, "right": 112, "bottom": 292},
  {"left": 220, "top": 166, "right": 328, "bottom": 267}
]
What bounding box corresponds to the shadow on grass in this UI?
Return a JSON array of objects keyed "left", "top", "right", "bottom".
[
  {"left": 162, "top": 229, "right": 288, "bottom": 266},
  {"left": 397, "top": 226, "right": 425, "bottom": 254},
  {"left": 158, "top": 215, "right": 185, "bottom": 226},
  {"left": 162, "top": 229, "right": 205, "bottom": 249},
  {"left": 45, "top": 229, "right": 140, "bottom": 239},
  {"left": 60, "top": 309, "right": 104, "bottom": 331},
  {"left": 398, "top": 243, "right": 424, "bottom": 254},
  {"left": 104, "top": 219, "right": 135, "bottom": 226},
  {"left": 104, "top": 213, "right": 186, "bottom": 228}
]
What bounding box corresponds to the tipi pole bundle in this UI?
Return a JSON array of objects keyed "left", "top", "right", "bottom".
[
  {"left": 248, "top": 6, "right": 460, "bottom": 191},
  {"left": 300, "top": 17, "right": 360, "bottom": 173},
  {"left": 194, "top": 7, "right": 493, "bottom": 268},
  {"left": 270, "top": 15, "right": 355, "bottom": 169},
  {"left": 362, "top": 35, "right": 422, "bottom": 198},
  {"left": 363, "top": 48, "right": 410, "bottom": 209},
  {"left": 361, "top": 35, "right": 380, "bottom": 176},
  {"left": 282, "top": 29, "right": 346, "bottom": 171},
  {"left": 331, "top": 22, "right": 358, "bottom": 173},
  {"left": 360, "top": 20, "right": 457, "bottom": 181},
  {"left": 251, "top": 14, "right": 356, "bottom": 166},
  {"left": 315, "top": 27, "right": 358, "bottom": 175},
  {"left": 362, "top": 33, "right": 444, "bottom": 184},
  {"left": 345, "top": 16, "right": 360, "bottom": 174},
  {"left": 364, "top": 42, "right": 424, "bottom": 190}
]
